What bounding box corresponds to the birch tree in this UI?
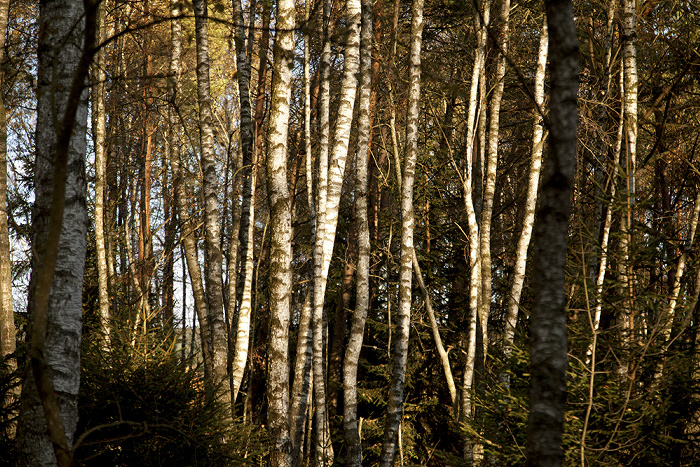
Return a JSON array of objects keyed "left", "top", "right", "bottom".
[
  {"left": 16, "top": 0, "right": 95, "bottom": 463},
  {"left": 193, "top": 0, "right": 229, "bottom": 406},
  {"left": 503, "top": 19, "right": 548, "bottom": 362},
  {"left": 311, "top": 0, "right": 361, "bottom": 462},
  {"left": 343, "top": 0, "right": 372, "bottom": 463},
  {"left": 168, "top": 0, "right": 214, "bottom": 388},
  {"left": 229, "top": 0, "right": 257, "bottom": 405},
  {"left": 379, "top": 0, "right": 423, "bottom": 462},
  {"left": 266, "top": 0, "right": 296, "bottom": 461}
]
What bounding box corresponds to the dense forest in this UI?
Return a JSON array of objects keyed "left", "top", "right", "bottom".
[{"left": 0, "top": 0, "right": 698, "bottom": 465}]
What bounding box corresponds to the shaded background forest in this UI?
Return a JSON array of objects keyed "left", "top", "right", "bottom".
[{"left": 1, "top": 0, "right": 700, "bottom": 465}]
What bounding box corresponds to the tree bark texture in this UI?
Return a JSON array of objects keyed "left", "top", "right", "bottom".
[
  {"left": 91, "top": 0, "right": 110, "bottom": 344},
  {"left": 16, "top": 0, "right": 94, "bottom": 463},
  {"left": 379, "top": 0, "right": 423, "bottom": 462},
  {"left": 193, "top": 0, "right": 229, "bottom": 405},
  {"left": 312, "top": 0, "right": 361, "bottom": 462},
  {"left": 343, "top": 0, "right": 372, "bottom": 463},
  {"left": 503, "top": 20, "right": 548, "bottom": 360},
  {"left": 266, "top": 0, "right": 296, "bottom": 461},
  {"left": 525, "top": 1, "right": 578, "bottom": 466}
]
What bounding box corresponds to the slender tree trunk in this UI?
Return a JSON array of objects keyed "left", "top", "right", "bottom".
[
  {"left": 91, "top": 0, "right": 110, "bottom": 344},
  {"left": 379, "top": 0, "right": 423, "bottom": 462},
  {"left": 193, "top": 0, "right": 229, "bottom": 406},
  {"left": 343, "top": 0, "right": 373, "bottom": 462},
  {"left": 312, "top": 0, "right": 361, "bottom": 462},
  {"left": 266, "top": 0, "right": 296, "bottom": 461},
  {"left": 618, "top": 0, "right": 638, "bottom": 380},
  {"left": 290, "top": 3, "right": 315, "bottom": 459},
  {"left": 461, "top": 2, "right": 489, "bottom": 458},
  {"left": 502, "top": 19, "right": 548, "bottom": 361},
  {"left": 479, "top": 0, "right": 510, "bottom": 358},
  {"left": 168, "top": 0, "right": 213, "bottom": 386},
  {"left": 0, "top": 0, "right": 14, "bottom": 367},
  {"left": 16, "top": 0, "right": 95, "bottom": 463},
  {"left": 525, "top": 1, "right": 578, "bottom": 465}
]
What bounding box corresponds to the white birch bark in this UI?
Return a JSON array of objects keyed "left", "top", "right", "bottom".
[
  {"left": 290, "top": 2, "right": 315, "bottom": 461},
  {"left": 266, "top": 0, "right": 296, "bottom": 461},
  {"left": 169, "top": 0, "right": 213, "bottom": 386},
  {"left": 17, "top": 0, "right": 93, "bottom": 463},
  {"left": 193, "top": 0, "right": 229, "bottom": 405},
  {"left": 618, "top": 0, "right": 638, "bottom": 376},
  {"left": 229, "top": 0, "right": 257, "bottom": 405},
  {"left": 312, "top": 0, "right": 361, "bottom": 462},
  {"left": 503, "top": 20, "right": 548, "bottom": 360},
  {"left": 461, "top": 0, "right": 489, "bottom": 438},
  {"left": 379, "top": 0, "right": 423, "bottom": 462},
  {"left": 343, "top": 0, "right": 372, "bottom": 462},
  {"left": 479, "top": 0, "right": 510, "bottom": 357}
]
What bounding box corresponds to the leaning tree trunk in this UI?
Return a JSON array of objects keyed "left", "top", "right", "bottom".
[
  {"left": 193, "top": 0, "right": 229, "bottom": 407},
  {"left": 16, "top": 0, "right": 95, "bottom": 464},
  {"left": 525, "top": 1, "right": 578, "bottom": 466},
  {"left": 379, "top": 0, "right": 424, "bottom": 462},
  {"left": 266, "top": 0, "right": 296, "bottom": 461}
]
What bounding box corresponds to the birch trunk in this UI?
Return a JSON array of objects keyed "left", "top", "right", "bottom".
[
  {"left": 193, "top": 0, "right": 229, "bottom": 405},
  {"left": 290, "top": 3, "right": 315, "bottom": 459},
  {"left": 461, "top": 1, "right": 488, "bottom": 451},
  {"left": 312, "top": 0, "right": 361, "bottom": 462},
  {"left": 503, "top": 19, "right": 548, "bottom": 360},
  {"left": 266, "top": 0, "right": 296, "bottom": 460},
  {"left": 16, "top": 0, "right": 94, "bottom": 463},
  {"left": 619, "top": 0, "right": 638, "bottom": 378},
  {"left": 343, "top": 0, "right": 372, "bottom": 462},
  {"left": 379, "top": 0, "right": 423, "bottom": 462},
  {"left": 168, "top": 0, "right": 213, "bottom": 387},
  {"left": 479, "top": 0, "right": 510, "bottom": 357},
  {"left": 91, "top": 0, "right": 110, "bottom": 344},
  {"left": 525, "top": 1, "right": 578, "bottom": 465}
]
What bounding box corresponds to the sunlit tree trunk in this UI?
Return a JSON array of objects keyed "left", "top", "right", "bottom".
[
  {"left": 461, "top": 2, "right": 488, "bottom": 459},
  {"left": 479, "top": 0, "right": 510, "bottom": 358},
  {"left": 290, "top": 3, "right": 314, "bottom": 459},
  {"left": 311, "top": 0, "right": 361, "bottom": 462},
  {"left": 193, "top": 0, "right": 229, "bottom": 407},
  {"left": 0, "top": 0, "right": 14, "bottom": 369},
  {"left": 16, "top": 0, "right": 95, "bottom": 463},
  {"left": 379, "top": 0, "right": 423, "bottom": 462},
  {"left": 229, "top": 0, "right": 268, "bottom": 405},
  {"left": 91, "top": 0, "right": 110, "bottom": 344},
  {"left": 618, "top": 0, "right": 638, "bottom": 379},
  {"left": 343, "top": 0, "right": 372, "bottom": 462},
  {"left": 503, "top": 19, "right": 548, "bottom": 362},
  {"left": 168, "top": 0, "right": 213, "bottom": 386},
  {"left": 266, "top": 0, "right": 295, "bottom": 461},
  {"left": 525, "top": 1, "right": 578, "bottom": 465}
]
